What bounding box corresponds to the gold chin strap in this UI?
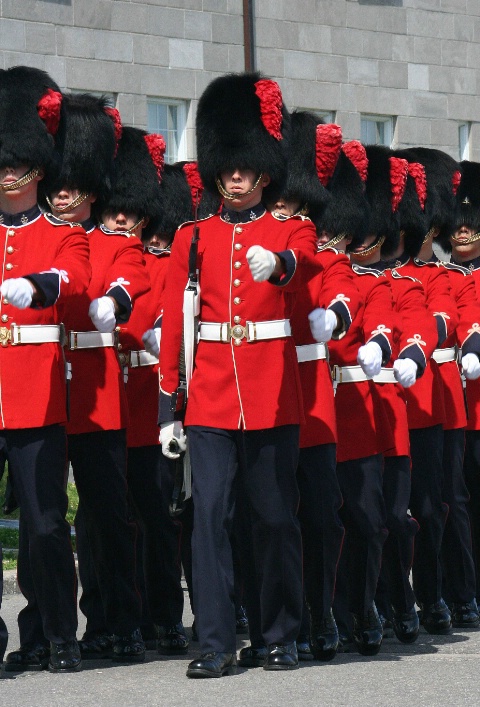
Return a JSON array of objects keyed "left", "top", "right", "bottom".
[
  {"left": 46, "top": 192, "right": 89, "bottom": 213},
  {"left": 451, "top": 231, "right": 480, "bottom": 245},
  {"left": 216, "top": 172, "right": 264, "bottom": 200},
  {"left": 125, "top": 217, "right": 145, "bottom": 236},
  {"left": 317, "top": 233, "right": 348, "bottom": 252},
  {"left": 422, "top": 226, "right": 437, "bottom": 244},
  {"left": 0, "top": 167, "right": 40, "bottom": 192},
  {"left": 271, "top": 204, "right": 309, "bottom": 221},
  {"left": 351, "top": 235, "right": 386, "bottom": 258}
]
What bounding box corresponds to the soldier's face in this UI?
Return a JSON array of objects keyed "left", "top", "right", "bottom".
[
  {"left": 0, "top": 164, "right": 42, "bottom": 197},
  {"left": 102, "top": 210, "right": 143, "bottom": 236},
  {"left": 451, "top": 225, "right": 480, "bottom": 261},
  {"left": 49, "top": 187, "right": 95, "bottom": 223},
  {"left": 219, "top": 168, "right": 270, "bottom": 211},
  {"left": 269, "top": 197, "right": 302, "bottom": 219}
]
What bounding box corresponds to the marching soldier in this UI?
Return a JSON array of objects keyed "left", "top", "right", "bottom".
[
  {"left": 44, "top": 103, "right": 152, "bottom": 663},
  {"left": 0, "top": 67, "right": 91, "bottom": 673},
  {"left": 158, "top": 72, "right": 318, "bottom": 677}
]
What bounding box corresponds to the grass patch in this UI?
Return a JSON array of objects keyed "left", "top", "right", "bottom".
[{"left": 2, "top": 551, "right": 17, "bottom": 571}]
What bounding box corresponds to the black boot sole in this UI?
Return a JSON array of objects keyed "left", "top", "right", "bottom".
[{"left": 186, "top": 665, "right": 237, "bottom": 678}]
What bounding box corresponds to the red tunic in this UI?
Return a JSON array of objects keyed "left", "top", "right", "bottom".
[
  {"left": 388, "top": 256, "right": 458, "bottom": 429},
  {"left": 120, "top": 249, "right": 169, "bottom": 448},
  {"left": 291, "top": 247, "right": 363, "bottom": 449},
  {"left": 457, "top": 258, "right": 480, "bottom": 431},
  {"left": 0, "top": 210, "right": 91, "bottom": 429},
  {"left": 63, "top": 224, "right": 150, "bottom": 435},
  {"left": 328, "top": 265, "right": 396, "bottom": 463},
  {"left": 159, "top": 209, "right": 318, "bottom": 430}
]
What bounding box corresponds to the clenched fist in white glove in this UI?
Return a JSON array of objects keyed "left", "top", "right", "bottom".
[
  {"left": 308, "top": 308, "right": 338, "bottom": 343},
  {"left": 142, "top": 328, "right": 161, "bottom": 358},
  {"left": 159, "top": 421, "right": 187, "bottom": 459},
  {"left": 393, "top": 358, "right": 418, "bottom": 388},
  {"left": 88, "top": 296, "right": 116, "bottom": 333},
  {"left": 0, "top": 278, "right": 34, "bottom": 309},
  {"left": 357, "top": 341, "right": 383, "bottom": 377},
  {"left": 462, "top": 353, "right": 480, "bottom": 381},
  {"left": 246, "top": 245, "right": 277, "bottom": 282}
]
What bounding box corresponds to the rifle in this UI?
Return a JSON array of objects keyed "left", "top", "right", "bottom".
[{"left": 169, "top": 194, "right": 200, "bottom": 517}]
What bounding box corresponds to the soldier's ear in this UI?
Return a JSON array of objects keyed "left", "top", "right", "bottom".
[{"left": 261, "top": 173, "right": 271, "bottom": 188}]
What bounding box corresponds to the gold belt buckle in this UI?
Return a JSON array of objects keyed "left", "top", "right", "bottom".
[{"left": 0, "top": 326, "right": 11, "bottom": 347}]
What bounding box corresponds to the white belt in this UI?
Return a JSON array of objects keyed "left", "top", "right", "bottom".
[
  {"left": 68, "top": 330, "right": 116, "bottom": 350},
  {"left": 332, "top": 364, "right": 397, "bottom": 384},
  {"left": 198, "top": 319, "right": 291, "bottom": 344},
  {"left": 128, "top": 349, "right": 158, "bottom": 368},
  {"left": 296, "top": 342, "right": 328, "bottom": 363},
  {"left": 432, "top": 346, "right": 457, "bottom": 364},
  {"left": 0, "top": 323, "right": 64, "bottom": 347}
]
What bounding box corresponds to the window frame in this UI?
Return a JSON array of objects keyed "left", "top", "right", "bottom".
[
  {"left": 147, "top": 97, "right": 188, "bottom": 164},
  {"left": 360, "top": 114, "right": 395, "bottom": 147}
]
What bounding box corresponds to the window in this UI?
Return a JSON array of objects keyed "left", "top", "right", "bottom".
[
  {"left": 361, "top": 115, "right": 394, "bottom": 146},
  {"left": 147, "top": 99, "right": 188, "bottom": 164},
  {"left": 459, "top": 123, "right": 471, "bottom": 161},
  {"left": 297, "top": 109, "right": 336, "bottom": 124}
]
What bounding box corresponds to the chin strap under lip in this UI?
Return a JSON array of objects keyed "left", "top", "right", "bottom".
[{"left": 0, "top": 168, "right": 40, "bottom": 192}]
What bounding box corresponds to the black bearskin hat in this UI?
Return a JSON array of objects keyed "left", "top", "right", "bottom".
[
  {"left": 154, "top": 161, "right": 219, "bottom": 242},
  {"left": 397, "top": 147, "right": 460, "bottom": 251},
  {"left": 314, "top": 140, "right": 370, "bottom": 250},
  {"left": 281, "top": 111, "right": 330, "bottom": 213},
  {"left": 98, "top": 127, "right": 164, "bottom": 240},
  {"left": 0, "top": 65, "right": 62, "bottom": 170},
  {"left": 196, "top": 72, "right": 291, "bottom": 201},
  {"left": 451, "top": 161, "right": 480, "bottom": 249},
  {"left": 42, "top": 93, "right": 118, "bottom": 202},
  {"left": 363, "top": 145, "right": 404, "bottom": 257}
]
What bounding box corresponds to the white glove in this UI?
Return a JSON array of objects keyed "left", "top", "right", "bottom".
[
  {"left": 142, "top": 328, "right": 161, "bottom": 358},
  {"left": 246, "top": 245, "right": 276, "bottom": 282},
  {"left": 159, "top": 421, "right": 187, "bottom": 459},
  {"left": 88, "top": 296, "right": 116, "bottom": 333},
  {"left": 0, "top": 278, "right": 34, "bottom": 309},
  {"left": 308, "top": 308, "right": 338, "bottom": 343},
  {"left": 393, "top": 358, "right": 418, "bottom": 388},
  {"left": 462, "top": 353, "right": 480, "bottom": 381},
  {"left": 357, "top": 341, "right": 383, "bottom": 377}
]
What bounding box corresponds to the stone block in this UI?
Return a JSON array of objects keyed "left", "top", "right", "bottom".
[
  {"left": 141, "top": 66, "right": 196, "bottom": 99},
  {"left": 251, "top": 0, "right": 284, "bottom": 20},
  {"left": 203, "top": 42, "right": 229, "bottom": 72},
  {"left": 228, "top": 44, "right": 245, "bottom": 72},
  {"left": 212, "top": 13, "right": 243, "bottom": 44},
  {"left": 121, "top": 63, "right": 144, "bottom": 94},
  {"left": 454, "top": 14, "right": 475, "bottom": 42},
  {"left": 391, "top": 34, "right": 414, "bottom": 62},
  {"left": 413, "top": 91, "right": 449, "bottom": 119},
  {"left": 146, "top": 6, "right": 185, "bottom": 39},
  {"left": 285, "top": 51, "right": 317, "bottom": 81},
  {"left": 111, "top": 2, "right": 149, "bottom": 33},
  {"left": 203, "top": 0, "right": 231, "bottom": 12},
  {"left": 441, "top": 0, "right": 468, "bottom": 11},
  {"left": 116, "top": 93, "right": 135, "bottom": 126},
  {"left": 256, "top": 18, "right": 299, "bottom": 51},
  {"left": 348, "top": 58, "right": 379, "bottom": 86},
  {"left": 315, "top": 0, "right": 347, "bottom": 28},
  {"left": 133, "top": 35, "right": 169, "bottom": 66},
  {"left": 44, "top": 56, "right": 67, "bottom": 89},
  {"left": 428, "top": 119, "right": 458, "bottom": 148},
  {"left": 339, "top": 83, "right": 358, "bottom": 113},
  {"left": 73, "top": 0, "right": 113, "bottom": 30},
  {"left": 298, "top": 24, "right": 332, "bottom": 54},
  {"left": 66, "top": 57, "right": 126, "bottom": 93},
  {"left": 377, "top": 8, "right": 407, "bottom": 34},
  {"left": 346, "top": 2, "right": 379, "bottom": 31},
  {"left": 257, "top": 47, "right": 285, "bottom": 77},
  {"left": 290, "top": 80, "right": 341, "bottom": 114},
  {"left": 185, "top": 11, "right": 212, "bottom": 41},
  {"left": 441, "top": 40, "right": 468, "bottom": 67},
  {"left": 169, "top": 39, "right": 204, "bottom": 70},
  {"left": 2, "top": 0, "right": 73, "bottom": 24},
  {"left": 0, "top": 18, "right": 25, "bottom": 52},
  {"left": 362, "top": 31, "right": 394, "bottom": 60},
  {"left": 335, "top": 112, "right": 360, "bottom": 142},
  {"left": 408, "top": 63, "right": 429, "bottom": 91},
  {"left": 447, "top": 93, "right": 480, "bottom": 121},
  {"left": 467, "top": 0, "right": 480, "bottom": 16},
  {"left": 4, "top": 51, "right": 44, "bottom": 71},
  {"left": 414, "top": 36, "right": 442, "bottom": 65},
  {"left": 379, "top": 60, "right": 408, "bottom": 89},
  {"left": 406, "top": 9, "right": 455, "bottom": 40},
  {"left": 94, "top": 29, "right": 133, "bottom": 63},
  {"left": 316, "top": 54, "right": 349, "bottom": 85},
  {"left": 283, "top": 0, "right": 316, "bottom": 23},
  {"left": 429, "top": 65, "right": 476, "bottom": 95},
  {"left": 25, "top": 22, "right": 56, "bottom": 55},
  {"left": 331, "top": 27, "right": 364, "bottom": 58},
  {"left": 55, "top": 27, "right": 95, "bottom": 60}
]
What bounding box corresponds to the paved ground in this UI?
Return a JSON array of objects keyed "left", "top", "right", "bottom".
[{"left": 1, "top": 589, "right": 480, "bottom": 706}]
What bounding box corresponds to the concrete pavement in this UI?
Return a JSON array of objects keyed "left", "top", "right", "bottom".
[{"left": 1, "top": 590, "right": 480, "bottom": 706}]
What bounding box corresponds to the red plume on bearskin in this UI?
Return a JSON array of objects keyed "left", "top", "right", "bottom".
[
  {"left": 104, "top": 107, "right": 123, "bottom": 156},
  {"left": 342, "top": 140, "right": 368, "bottom": 183},
  {"left": 408, "top": 162, "right": 427, "bottom": 211},
  {"left": 182, "top": 161, "right": 204, "bottom": 205},
  {"left": 315, "top": 124, "right": 342, "bottom": 187},
  {"left": 452, "top": 169, "right": 461, "bottom": 196},
  {"left": 389, "top": 157, "right": 409, "bottom": 213},
  {"left": 254, "top": 79, "right": 283, "bottom": 141},
  {"left": 37, "top": 88, "right": 62, "bottom": 136},
  {"left": 144, "top": 133, "right": 166, "bottom": 182}
]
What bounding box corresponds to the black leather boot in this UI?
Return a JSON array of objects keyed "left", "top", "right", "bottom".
[{"left": 352, "top": 604, "right": 383, "bottom": 656}]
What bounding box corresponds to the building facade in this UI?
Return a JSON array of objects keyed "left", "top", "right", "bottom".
[{"left": 1, "top": 0, "right": 480, "bottom": 162}]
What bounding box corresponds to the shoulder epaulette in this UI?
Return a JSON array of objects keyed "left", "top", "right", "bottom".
[
  {"left": 351, "top": 263, "right": 384, "bottom": 278},
  {"left": 438, "top": 260, "right": 471, "bottom": 275},
  {"left": 413, "top": 258, "right": 437, "bottom": 268},
  {"left": 391, "top": 269, "right": 421, "bottom": 283},
  {"left": 43, "top": 212, "right": 81, "bottom": 228}
]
